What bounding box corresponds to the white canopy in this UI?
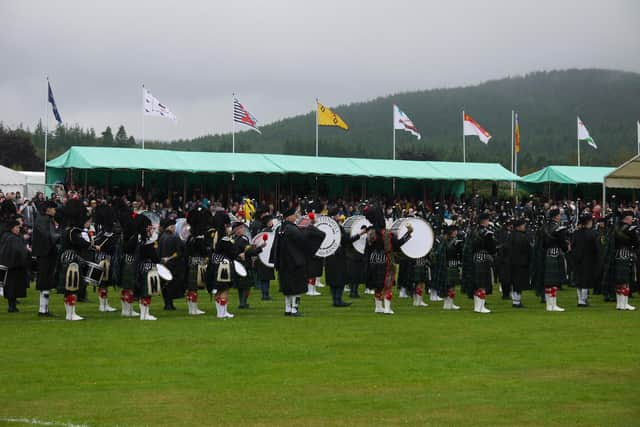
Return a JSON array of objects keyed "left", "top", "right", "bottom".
[{"left": 0, "top": 164, "right": 27, "bottom": 196}]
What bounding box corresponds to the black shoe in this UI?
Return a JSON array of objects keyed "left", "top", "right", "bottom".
[
  {"left": 163, "top": 304, "right": 173, "bottom": 311},
  {"left": 512, "top": 303, "right": 524, "bottom": 308},
  {"left": 577, "top": 303, "right": 589, "bottom": 308},
  {"left": 333, "top": 301, "right": 352, "bottom": 307},
  {"left": 284, "top": 312, "right": 292, "bottom": 316},
  {"left": 38, "top": 311, "right": 55, "bottom": 317},
  {"left": 261, "top": 296, "right": 272, "bottom": 301},
  {"left": 77, "top": 297, "right": 90, "bottom": 303},
  {"left": 8, "top": 306, "right": 19, "bottom": 313},
  {"left": 238, "top": 304, "right": 250, "bottom": 309},
  {"left": 290, "top": 312, "right": 304, "bottom": 317}
]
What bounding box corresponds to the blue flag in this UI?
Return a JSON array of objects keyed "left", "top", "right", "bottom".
[{"left": 48, "top": 81, "right": 62, "bottom": 124}]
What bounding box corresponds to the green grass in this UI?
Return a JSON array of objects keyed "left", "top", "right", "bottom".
[{"left": 0, "top": 283, "right": 638, "bottom": 427}]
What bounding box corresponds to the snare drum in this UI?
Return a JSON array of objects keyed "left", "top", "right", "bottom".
[
  {"left": 234, "top": 260, "right": 248, "bottom": 277},
  {"left": 81, "top": 260, "right": 105, "bottom": 286},
  {"left": 156, "top": 264, "right": 173, "bottom": 281}
]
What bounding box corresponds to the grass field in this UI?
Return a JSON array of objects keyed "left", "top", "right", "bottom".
[{"left": 0, "top": 283, "right": 638, "bottom": 427}]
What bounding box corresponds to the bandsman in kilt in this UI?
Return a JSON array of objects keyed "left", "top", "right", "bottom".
[
  {"left": 184, "top": 206, "right": 212, "bottom": 315},
  {"left": 325, "top": 207, "right": 364, "bottom": 307},
  {"left": 231, "top": 220, "right": 265, "bottom": 309},
  {"left": 431, "top": 224, "right": 461, "bottom": 310},
  {"left": 532, "top": 208, "right": 569, "bottom": 312},
  {"left": 570, "top": 215, "right": 600, "bottom": 308},
  {"left": 462, "top": 212, "right": 496, "bottom": 314},
  {"left": 363, "top": 205, "right": 412, "bottom": 315},
  {"left": 133, "top": 214, "right": 161, "bottom": 320},
  {"left": 32, "top": 200, "right": 59, "bottom": 317},
  {"left": 93, "top": 203, "right": 118, "bottom": 313},
  {"left": 601, "top": 210, "right": 637, "bottom": 311},
  {"left": 115, "top": 199, "right": 139, "bottom": 317},
  {"left": 505, "top": 218, "right": 532, "bottom": 308},
  {"left": 158, "top": 219, "right": 187, "bottom": 312},
  {"left": 205, "top": 211, "right": 235, "bottom": 318},
  {"left": 58, "top": 199, "right": 92, "bottom": 321},
  {"left": 397, "top": 257, "right": 415, "bottom": 299},
  {"left": 254, "top": 213, "right": 276, "bottom": 301},
  {"left": 411, "top": 254, "right": 429, "bottom": 307}
]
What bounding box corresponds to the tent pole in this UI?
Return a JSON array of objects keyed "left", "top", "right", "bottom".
[
  {"left": 183, "top": 175, "right": 187, "bottom": 205},
  {"left": 84, "top": 170, "right": 87, "bottom": 197}
]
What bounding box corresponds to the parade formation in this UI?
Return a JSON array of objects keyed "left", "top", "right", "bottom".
[{"left": 1, "top": 190, "right": 636, "bottom": 320}]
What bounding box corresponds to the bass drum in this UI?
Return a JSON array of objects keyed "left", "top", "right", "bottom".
[
  {"left": 312, "top": 215, "right": 341, "bottom": 258},
  {"left": 390, "top": 217, "right": 434, "bottom": 259},
  {"left": 343, "top": 215, "right": 372, "bottom": 255},
  {"left": 253, "top": 232, "right": 275, "bottom": 269}
]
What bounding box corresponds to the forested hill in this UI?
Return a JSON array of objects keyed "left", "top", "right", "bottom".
[{"left": 157, "top": 69, "right": 640, "bottom": 174}]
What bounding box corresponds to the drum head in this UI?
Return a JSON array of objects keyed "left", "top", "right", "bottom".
[
  {"left": 344, "top": 216, "right": 371, "bottom": 255},
  {"left": 313, "top": 216, "right": 341, "bottom": 257},
  {"left": 234, "top": 260, "right": 248, "bottom": 277},
  {"left": 156, "top": 264, "right": 173, "bottom": 281},
  {"left": 254, "top": 232, "right": 275, "bottom": 268},
  {"left": 175, "top": 218, "right": 191, "bottom": 242},
  {"left": 392, "top": 217, "right": 434, "bottom": 259}
]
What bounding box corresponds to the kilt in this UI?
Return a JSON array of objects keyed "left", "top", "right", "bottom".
[
  {"left": 473, "top": 251, "right": 493, "bottom": 292},
  {"left": 397, "top": 259, "right": 415, "bottom": 290},
  {"left": 346, "top": 254, "right": 365, "bottom": 285},
  {"left": 413, "top": 262, "right": 429, "bottom": 284},
  {"left": 614, "top": 258, "right": 634, "bottom": 285},
  {"left": 119, "top": 254, "right": 136, "bottom": 290},
  {"left": 447, "top": 265, "right": 460, "bottom": 288},
  {"left": 543, "top": 252, "right": 566, "bottom": 286},
  {"left": 186, "top": 256, "right": 208, "bottom": 291},
  {"left": 365, "top": 262, "right": 395, "bottom": 291},
  {"left": 511, "top": 265, "right": 531, "bottom": 292}
]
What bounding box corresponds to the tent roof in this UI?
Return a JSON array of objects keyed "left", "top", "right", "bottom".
[
  {"left": 0, "top": 164, "right": 27, "bottom": 186},
  {"left": 47, "top": 146, "right": 522, "bottom": 181},
  {"left": 521, "top": 165, "right": 614, "bottom": 184},
  {"left": 605, "top": 154, "right": 640, "bottom": 189}
]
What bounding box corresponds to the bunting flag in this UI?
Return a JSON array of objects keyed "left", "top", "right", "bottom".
[
  {"left": 233, "top": 97, "right": 261, "bottom": 133},
  {"left": 577, "top": 116, "right": 597, "bottom": 149},
  {"left": 48, "top": 81, "right": 62, "bottom": 124},
  {"left": 317, "top": 101, "right": 349, "bottom": 130},
  {"left": 514, "top": 112, "right": 520, "bottom": 153},
  {"left": 463, "top": 113, "right": 491, "bottom": 144},
  {"left": 393, "top": 105, "right": 421, "bottom": 140},
  {"left": 143, "top": 87, "right": 177, "bottom": 121}
]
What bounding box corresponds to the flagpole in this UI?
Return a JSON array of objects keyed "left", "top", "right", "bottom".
[
  {"left": 510, "top": 110, "right": 514, "bottom": 196},
  {"left": 232, "top": 93, "right": 236, "bottom": 154},
  {"left": 392, "top": 105, "right": 396, "bottom": 194},
  {"left": 315, "top": 98, "right": 319, "bottom": 157},
  {"left": 462, "top": 110, "right": 466, "bottom": 163},
  {"left": 577, "top": 117, "right": 581, "bottom": 167},
  {"left": 44, "top": 76, "right": 49, "bottom": 185},
  {"left": 141, "top": 84, "right": 145, "bottom": 188},
  {"left": 637, "top": 120, "right": 639, "bottom": 156}
]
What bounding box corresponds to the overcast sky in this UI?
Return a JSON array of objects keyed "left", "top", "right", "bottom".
[{"left": 1, "top": 0, "right": 638, "bottom": 141}]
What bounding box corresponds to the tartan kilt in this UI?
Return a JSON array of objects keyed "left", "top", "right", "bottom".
[
  {"left": 119, "top": 254, "right": 136, "bottom": 290},
  {"left": 474, "top": 260, "right": 493, "bottom": 292},
  {"left": 614, "top": 258, "right": 634, "bottom": 285},
  {"left": 413, "top": 263, "right": 429, "bottom": 284},
  {"left": 447, "top": 266, "right": 460, "bottom": 288},
  {"left": 543, "top": 255, "right": 566, "bottom": 286}
]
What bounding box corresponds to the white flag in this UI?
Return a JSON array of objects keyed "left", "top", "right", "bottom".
[
  {"left": 393, "top": 105, "right": 421, "bottom": 140},
  {"left": 577, "top": 116, "right": 596, "bottom": 149},
  {"left": 463, "top": 112, "right": 491, "bottom": 144},
  {"left": 143, "top": 87, "right": 177, "bottom": 121}
]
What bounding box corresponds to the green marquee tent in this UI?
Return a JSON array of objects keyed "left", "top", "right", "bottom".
[
  {"left": 46, "top": 146, "right": 521, "bottom": 183},
  {"left": 521, "top": 165, "right": 614, "bottom": 185}
]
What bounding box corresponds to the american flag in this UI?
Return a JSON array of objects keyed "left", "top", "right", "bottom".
[{"left": 233, "top": 97, "right": 261, "bottom": 134}]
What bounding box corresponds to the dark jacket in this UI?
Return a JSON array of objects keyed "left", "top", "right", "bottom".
[{"left": 32, "top": 214, "right": 59, "bottom": 257}]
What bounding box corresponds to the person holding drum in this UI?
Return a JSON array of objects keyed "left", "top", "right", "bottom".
[
  {"left": 205, "top": 211, "right": 236, "bottom": 319},
  {"left": 58, "top": 199, "right": 92, "bottom": 321},
  {"left": 0, "top": 218, "right": 30, "bottom": 313},
  {"left": 231, "top": 221, "right": 265, "bottom": 309},
  {"left": 363, "top": 204, "right": 413, "bottom": 315},
  {"left": 32, "top": 200, "right": 59, "bottom": 317},
  {"left": 325, "top": 207, "right": 365, "bottom": 307},
  {"left": 254, "top": 213, "right": 276, "bottom": 301}
]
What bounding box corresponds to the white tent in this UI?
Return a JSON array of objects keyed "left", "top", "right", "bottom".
[
  {"left": 603, "top": 154, "right": 640, "bottom": 203},
  {"left": 0, "top": 164, "right": 27, "bottom": 196}
]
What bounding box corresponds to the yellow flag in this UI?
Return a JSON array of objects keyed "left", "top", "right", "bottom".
[{"left": 317, "top": 101, "right": 349, "bottom": 130}]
